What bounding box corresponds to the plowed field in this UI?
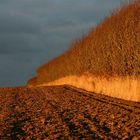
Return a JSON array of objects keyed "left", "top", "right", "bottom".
[{"left": 0, "top": 86, "right": 140, "bottom": 139}]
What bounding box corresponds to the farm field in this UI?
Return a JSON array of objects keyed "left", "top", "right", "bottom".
[{"left": 0, "top": 85, "right": 140, "bottom": 139}]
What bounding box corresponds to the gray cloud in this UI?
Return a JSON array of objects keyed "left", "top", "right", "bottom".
[
  {"left": 0, "top": 0, "right": 128, "bottom": 87},
  {"left": 0, "top": 16, "right": 39, "bottom": 34}
]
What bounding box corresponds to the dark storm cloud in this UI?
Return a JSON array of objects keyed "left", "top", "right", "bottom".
[
  {"left": 0, "top": 16, "right": 39, "bottom": 34},
  {"left": 0, "top": 0, "right": 128, "bottom": 86}
]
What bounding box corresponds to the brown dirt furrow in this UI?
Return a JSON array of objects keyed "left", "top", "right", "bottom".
[
  {"left": 64, "top": 86, "right": 140, "bottom": 112},
  {"left": 0, "top": 85, "right": 140, "bottom": 139},
  {"left": 0, "top": 91, "right": 14, "bottom": 139}
]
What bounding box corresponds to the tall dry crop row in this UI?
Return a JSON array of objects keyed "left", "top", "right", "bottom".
[{"left": 29, "top": 1, "right": 140, "bottom": 85}]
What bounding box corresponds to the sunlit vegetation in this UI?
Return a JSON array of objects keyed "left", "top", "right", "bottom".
[
  {"left": 28, "top": 1, "right": 140, "bottom": 87},
  {"left": 30, "top": 1, "right": 140, "bottom": 85}
]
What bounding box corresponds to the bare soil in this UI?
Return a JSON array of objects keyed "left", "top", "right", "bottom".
[{"left": 0, "top": 85, "right": 140, "bottom": 139}]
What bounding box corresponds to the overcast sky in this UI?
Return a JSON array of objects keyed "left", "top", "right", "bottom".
[{"left": 0, "top": 0, "right": 129, "bottom": 87}]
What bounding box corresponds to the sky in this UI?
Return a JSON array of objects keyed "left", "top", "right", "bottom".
[{"left": 0, "top": 0, "right": 129, "bottom": 87}]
